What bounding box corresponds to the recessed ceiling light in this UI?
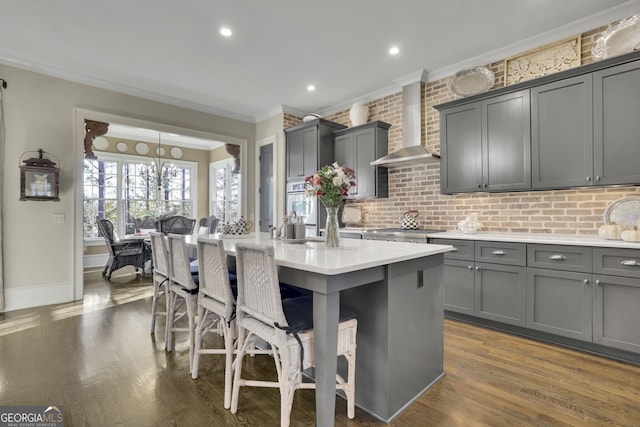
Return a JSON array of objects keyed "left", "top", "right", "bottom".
[
  {"left": 389, "top": 46, "right": 400, "bottom": 55},
  {"left": 220, "top": 27, "right": 232, "bottom": 37},
  {"left": 307, "top": 85, "right": 316, "bottom": 92}
]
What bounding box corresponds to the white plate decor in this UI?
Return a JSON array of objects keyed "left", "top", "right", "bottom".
[
  {"left": 450, "top": 67, "right": 495, "bottom": 97},
  {"left": 170, "top": 147, "right": 183, "bottom": 159},
  {"left": 341, "top": 205, "right": 362, "bottom": 225},
  {"left": 92, "top": 136, "right": 109, "bottom": 151},
  {"left": 302, "top": 114, "right": 321, "bottom": 122},
  {"left": 603, "top": 196, "right": 640, "bottom": 229},
  {"left": 592, "top": 15, "right": 640, "bottom": 60},
  {"left": 135, "top": 142, "right": 149, "bottom": 155},
  {"left": 116, "top": 142, "right": 128, "bottom": 152}
]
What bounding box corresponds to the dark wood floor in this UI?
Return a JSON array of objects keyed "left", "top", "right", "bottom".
[{"left": 1, "top": 268, "right": 639, "bottom": 426}]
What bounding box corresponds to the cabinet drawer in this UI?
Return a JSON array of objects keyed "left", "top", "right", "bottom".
[
  {"left": 593, "top": 247, "right": 640, "bottom": 279},
  {"left": 475, "top": 241, "right": 526, "bottom": 266},
  {"left": 431, "top": 239, "right": 474, "bottom": 261},
  {"left": 527, "top": 244, "right": 592, "bottom": 272}
]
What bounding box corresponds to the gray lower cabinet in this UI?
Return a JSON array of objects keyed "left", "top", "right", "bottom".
[
  {"left": 526, "top": 268, "right": 592, "bottom": 341},
  {"left": 593, "top": 274, "right": 640, "bottom": 353},
  {"left": 531, "top": 74, "right": 593, "bottom": 189},
  {"left": 475, "top": 262, "right": 526, "bottom": 326},
  {"left": 333, "top": 121, "right": 390, "bottom": 199},
  {"left": 443, "top": 259, "right": 474, "bottom": 314}
]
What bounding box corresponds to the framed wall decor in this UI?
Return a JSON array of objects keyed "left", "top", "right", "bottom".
[{"left": 504, "top": 35, "right": 582, "bottom": 86}]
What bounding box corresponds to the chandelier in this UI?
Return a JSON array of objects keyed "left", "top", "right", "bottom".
[{"left": 151, "top": 133, "right": 177, "bottom": 191}]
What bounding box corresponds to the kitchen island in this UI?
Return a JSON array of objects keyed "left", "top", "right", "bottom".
[{"left": 185, "top": 233, "right": 453, "bottom": 426}]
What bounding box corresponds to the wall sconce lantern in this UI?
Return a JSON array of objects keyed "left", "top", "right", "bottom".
[{"left": 20, "top": 149, "right": 60, "bottom": 201}]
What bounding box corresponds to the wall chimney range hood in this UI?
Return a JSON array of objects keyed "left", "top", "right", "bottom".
[{"left": 371, "top": 78, "right": 440, "bottom": 168}]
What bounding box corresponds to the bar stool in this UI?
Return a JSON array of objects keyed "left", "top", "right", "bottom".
[{"left": 148, "top": 232, "right": 170, "bottom": 336}]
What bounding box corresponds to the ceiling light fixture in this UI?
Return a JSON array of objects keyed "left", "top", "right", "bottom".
[
  {"left": 307, "top": 85, "right": 316, "bottom": 92},
  {"left": 389, "top": 46, "right": 400, "bottom": 55},
  {"left": 220, "top": 27, "right": 232, "bottom": 37}
]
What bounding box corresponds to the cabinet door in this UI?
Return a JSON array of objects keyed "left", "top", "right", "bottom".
[
  {"left": 526, "top": 268, "right": 592, "bottom": 341},
  {"left": 531, "top": 75, "right": 593, "bottom": 189},
  {"left": 443, "top": 259, "right": 475, "bottom": 314},
  {"left": 301, "top": 126, "right": 319, "bottom": 179},
  {"left": 482, "top": 90, "right": 531, "bottom": 191},
  {"left": 286, "top": 128, "right": 304, "bottom": 181},
  {"left": 440, "top": 103, "right": 482, "bottom": 194},
  {"left": 594, "top": 61, "right": 640, "bottom": 185},
  {"left": 474, "top": 262, "right": 526, "bottom": 326},
  {"left": 354, "top": 128, "right": 377, "bottom": 198},
  {"left": 335, "top": 134, "right": 356, "bottom": 196},
  {"left": 593, "top": 274, "right": 640, "bottom": 353}
]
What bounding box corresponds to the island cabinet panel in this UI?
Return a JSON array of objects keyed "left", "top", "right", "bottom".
[
  {"left": 439, "top": 90, "right": 530, "bottom": 194},
  {"left": 593, "top": 274, "right": 640, "bottom": 353},
  {"left": 531, "top": 75, "right": 594, "bottom": 189},
  {"left": 284, "top": 119, "right": 346, "bottom": 182},
  {"left": 594, "top": 61, "right": 640, "bottom": 186},
  {"left": 333, "top": 121, "right": 390, "bottom": 199},
  {"left": 526, "top": 268, "right": 593, "bottom": 341},
  {"left": 474, "top": 262, "right": 527, "bottom": 326}
]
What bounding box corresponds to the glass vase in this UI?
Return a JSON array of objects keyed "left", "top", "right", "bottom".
[{"left": 325, "top": 206, "right": 340, "bottom": 248}]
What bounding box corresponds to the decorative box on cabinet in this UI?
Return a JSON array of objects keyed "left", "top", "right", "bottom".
[
  {"left": 526, "top": 245, "right": 594, "bottom": 341},
  {"left": 593, "top": 247, "right": 640, "bottom": 353},
  {"left": 284, "top": 119, "right": 346, "bottom": 182},
  {"left": 333, "top": 121, "right": 390, "bottom": 199},
  {"left": 439, "top": 90, "right": 531, "bottom": 194}
]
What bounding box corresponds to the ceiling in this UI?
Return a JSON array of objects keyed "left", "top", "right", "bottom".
[{"left": 0, "top": 1, "right": 638, "bottom": 123}]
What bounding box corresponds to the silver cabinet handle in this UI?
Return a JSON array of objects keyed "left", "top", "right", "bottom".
[
  {"left": 475, "top": 266, "right": 480, "bottom": 271},
  {"left": 548, "top": 254, "right": 567, "bottom": 261},
  {"left": 586, "top": 176, "right": 591, "bottom": 182},
  {"left": 596, "top": 175, "right": 601, "bottom": 181},
  {"left": 583, "top": 279, "right": 589, "bottom": 284},
  {"left": 491, "top": 250, "right": 507, "bottom": 256},
  {"left": 621, "top": 260, "right": 640, "bottom": 266},
  {"left": 596, "top": 280, "right": 601, "bottom": 286},
  {"left": 468, "top": 265, "right": 473, "bottom": 270}
]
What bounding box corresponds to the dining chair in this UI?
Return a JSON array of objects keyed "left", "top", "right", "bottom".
[
  {"left": 158, "top": 215, "right": 197, "bottom": 235},
  {"left": 199, "top": 215, "right": 220, "bottom": 234},
  {"left": 165, "top": 233, "right": 199, "bottom": 372},
  {"left": 96, "top": 217, "right": 152, "bottom": 280},
  {"left": 230, "top": 243, "right": 358, "bottom": 426},
  {"left": 148, "top": 232, "right": 170, "bottom": 337},
  {"left": 190, "top": 237, "right": 238, "bottom": 408},
  {"left": 134, "top": 215, "right": 158, "bottom": 232}
]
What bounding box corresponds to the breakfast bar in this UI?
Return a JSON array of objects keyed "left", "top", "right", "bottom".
[{"left": 186, "top": 233, "right": 453, "bottom": 426}]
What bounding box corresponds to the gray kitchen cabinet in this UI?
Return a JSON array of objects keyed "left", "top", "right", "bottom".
[
  {"left": 531, "top": 75, "right": 594, "bottom": 189},
  {"left": 475, "top": 262, "right": 527, "bottom": 327},
  {"left": 440, "top": 90, "right": 530, "bottom": 194},
  {"left": 284, "top": 119, "right": 345, "bottom": 182},
  {"left": 432, "top": 238, "right": 476, "bottom": 314},
  {"left": 333, "top": 121, "right": 390, "bottom": 199},
  {"left": 593, "top": 274, "right": 640, "bottom": 353},
  {"left": 593, "top": 61, "right": 640, "bottom": 186}
]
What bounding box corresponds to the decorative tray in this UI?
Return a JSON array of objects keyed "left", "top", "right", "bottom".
[
  {"left": 592, "top": 14, "right": 640, "bottom": 60},
  {"left": 450, "top": 66, "right": 495, "bottom": 97},
  {"left": 603, "top": 196, "right": 640, "bottom": 229}
]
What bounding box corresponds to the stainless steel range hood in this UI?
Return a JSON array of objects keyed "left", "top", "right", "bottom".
[{"left": 371, "top": 80, "right": 440, "bottom": 168}]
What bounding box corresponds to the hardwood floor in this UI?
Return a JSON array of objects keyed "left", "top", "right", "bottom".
[{"left": 1, "top": 269, "right": 639, "bottom": 426}]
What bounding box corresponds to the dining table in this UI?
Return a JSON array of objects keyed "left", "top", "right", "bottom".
[{"left": 184, "top": 232, "right": 453, "bottom": 426}]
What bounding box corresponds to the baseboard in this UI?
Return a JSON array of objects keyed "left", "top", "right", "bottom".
[
  {"left": 84, "top": 254, "right": 108, "bottom": 269},
  {"left": 4, "top": 281, "right": 75, "bottom": 312}
]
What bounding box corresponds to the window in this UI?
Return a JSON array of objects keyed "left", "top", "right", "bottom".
[
  {"left": 210, "top": 158, "right": 241, "bottom": 224},
  {"left": 84, "top": 152, "right": 197, "bottom": 239}
]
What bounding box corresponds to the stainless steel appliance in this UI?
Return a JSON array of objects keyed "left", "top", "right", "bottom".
[
  {"left": 286, "top": 181, "right": 320, "bottom": 237},
  {"left": 362, "top": 228, "right": 441, "bottom": 243}
]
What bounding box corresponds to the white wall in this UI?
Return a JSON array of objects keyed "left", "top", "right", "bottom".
[{"left": 0, "top": 63, "right": 255, "bottom": 311}]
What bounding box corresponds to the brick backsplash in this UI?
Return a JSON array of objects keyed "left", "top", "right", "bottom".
[{"left": 287, "top": 18, "right": 638, "bottom": 235}]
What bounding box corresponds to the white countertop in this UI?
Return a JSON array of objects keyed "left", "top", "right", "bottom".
[
  {"left": 186, "top": 232, "right": 453, "bottom": 275},
  {"left": 428, "top": 230, "right": 640, "bottom": 249}
]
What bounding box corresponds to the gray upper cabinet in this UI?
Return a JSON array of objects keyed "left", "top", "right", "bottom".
[
  {"left": 593, "top": 61, "right": 640, "bottom": 185},
  {"left": 333, "top": 121, "right": 390, "bottom": 199},
  {"left": 285, "top": 119, "right": 346, "bottom": 182},
  {"left": 531, "top": 75, "right": 593, "bottom": 189},
  {"left": 440, "top": 90, "right": 530, "bottom": 194}
]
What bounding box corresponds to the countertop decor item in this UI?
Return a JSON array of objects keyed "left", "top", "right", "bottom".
[
  {"left": 306, "top": 162, "right": 356, "bottom": 248},
  {"left": 592, "top": 15, "right": 640, "bottom": 60},
  {"left": 457, "top": 213, "right": 483, "bottom": 234},
  {"left": 302, "top": 113, "right": 321, "bottom": 122},
  {"left": 598, "top": 222, "right": 624, "bottom": 240},
  {"left": 399, "top": 210, "right": 419, "bottom": 230},
  {"left": 342, "top": 205, "right": 362, "bottom": 226},
  {"left": 349, "top": 103, "right": 369, "bottom": 126},
  {"left": 450, "top": 66, "right": 495, "bottom": 96},
  {"left": 505, "top": 35, "right": 581, "bottom": 85},
  {"left": 603, "top": 196, "right": 640, "bottom": 229},
  {"left": 621, "top": 226, "right": 640, "bottom": 242}
]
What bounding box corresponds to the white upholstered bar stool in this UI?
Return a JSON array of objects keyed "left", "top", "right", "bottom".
[
  {"left": 166, "top": 233, "right": 199, "bottom": 373},
  {"left": 191, "top": 236, "right": 237, "bottom": 409},
  {"left": 230, "top": 243, "right": 358, "bottom": 426},
  {"left": 148, "top": 232, "right": 170, "bottom": 337}
]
